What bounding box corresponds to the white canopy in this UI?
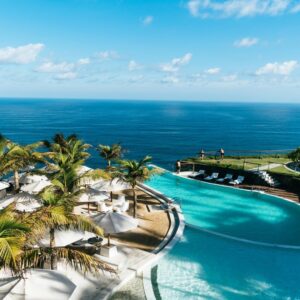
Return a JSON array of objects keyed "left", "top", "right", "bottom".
[
  {"left": 92, "top": 211, "right": 138, "bottom": 234},
  {"left": 77, "top": 165, "right": 92, "bottom": 176},
  {"left": 78, "top": 187, "right": 109, "bottom": 203},
  {"left": 0, "top": 192, "right": 41, "bottom": 212},
  {"left": 0, "top": 181, "right": 9, "bottom": 191},
  {"left": 21, "top": 180, "right": 51, "bottom": 194},
  {"left": 19, "top": 174, "right": 49, "bottom": 184},
  {"left": 38, "top": 229, "right": 95, "bottom": 247},
  {"left": 91, "top": 178, "right": 130, "bottom": 193},
  {"left": 6, "top": 269, "right": 76, "bottom": 300}
]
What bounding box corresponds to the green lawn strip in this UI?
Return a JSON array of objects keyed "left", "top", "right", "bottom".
[{"left": 183, "top": 156, "right": 291, "bottom": 171}]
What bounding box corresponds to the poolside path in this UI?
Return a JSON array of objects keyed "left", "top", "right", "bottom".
[{"left": 250, "top": 163, "right": 281, "bottom": 171}]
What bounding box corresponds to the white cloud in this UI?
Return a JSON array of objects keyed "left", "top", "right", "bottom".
[
  {"left": 234, "top": 37, "right": 258, "bottom": 47},
  {"left": 0, "top": 43, "right": 44, "bottom": 64},
  {"left": 256, "top": 60, "right": 298, "bottom": 75},
  {"left": 36, "top": 61, "right": 75, "bottom": 73},
  {"left": 162, "top": 76, "right": 180, "bottom": 84},
  {"left": 160, "top": 53, "right": 192, "bottom": 73},
  {"left": 222, "top": 74, "right": 237, "bottom": 81},
  {"left": 187, "top": 0, "right": 202, "bottom": 16},
  {"left": 291, "top": 3, "right": 300, "bottom": 12},
  {"left": 186, "top": 0, "right": 295, "bottom": 18},
  {"left": 77, "top": 58, "right": 90, "bottom": 65},
  {"left": 55, "top": 72, "right": 77, "bottom": 80},
  {"left": 205, "top": 67, "right": 221, "bottom": 74},
  {"left": 128, "top": 60, "right": 142, "bottom": 71},
  {"left": 36, "top": 61, "right": 78, "bottom": 80},
  {"left": 96, "top": 51, "right": 119, "bottom": 60},
  {"left": 142, "top": 15, "right": 154, "bottom": 25}
]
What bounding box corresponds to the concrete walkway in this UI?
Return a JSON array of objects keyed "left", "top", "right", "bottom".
[
  {"left": 56, "top": 243, "right": 156, "bottom": 300},
  {"left": 250, "top": 163, "right": 281, "bottom": 171}
]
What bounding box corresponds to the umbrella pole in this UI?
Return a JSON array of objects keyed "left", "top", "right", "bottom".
[
  {"left": 88, "top": 201, "right": 90, "bottom": 214},
  {"left": 110, "top": 191, "right": 113, "bottom": 202},
  {"left": 107, "top": 234, "right": 111, "bottom": 247}
]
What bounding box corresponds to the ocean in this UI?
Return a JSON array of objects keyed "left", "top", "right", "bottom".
[{"left": 0, "top": 99, "right": 299, "bottom": 170}]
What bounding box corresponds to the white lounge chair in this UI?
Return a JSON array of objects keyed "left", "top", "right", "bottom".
[
  {"left": 189, "top": 170, "right": 205, "bottom": 178},
  {"left": 229, "top": 176, "right": 245, "bottom": 185},
  {"left": 204, "top": 173, "right": 219, "bottom": 181},
  {"left": 216, "top": 174, "right": 233, "bottom": 183},
  {"left": 113, "top": 194, "right": 125, "bottom": 206},
  {"left": 119, "top": 201, "right": 129, "bottom": 212},
  {"left": 98, "top": 202, "right": 113, "bottom": 213}
]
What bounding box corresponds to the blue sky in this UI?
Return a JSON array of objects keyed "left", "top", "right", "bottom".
[{"left": 0, "top": 0, "right": 300, "bottom": 102}]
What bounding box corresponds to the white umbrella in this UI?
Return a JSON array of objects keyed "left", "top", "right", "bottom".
[
  {"left": 7, "top": 269, "right": 76, "bottom": 300},
  {"left": 78, "top": 187, "right": 109, "bottom": 214},
  {"left": 0, "top": 181, "right": 9, "bottom": 191},
  {"left": 92, "top": 178, "right": 129, "bottom": 192},
  {"left": 19, "top": 174, "right": 49, "bottom": 184},
  {"left": 21, "top": 180, "right": 51, "bottom": 194},
  {"left": 77, "top": 165, "right": 92, "bottom": 176},
  {"left": 92, "top": 178, "right": 130, "bottom": 202},
  {"left": 78, "top": 187, "right": 109, "bottom": 203},
  {"left": 0, "top": 181, "right": 10, "bottom": 198},
  {"left": 38, "top": 229, "right": 95, "bottom": 248},
  {"left": 0, "top": 192, "right": 41, "bottom": 212},
  {"left": 92, "top": 211, "right": 138, "bottom": 245}
]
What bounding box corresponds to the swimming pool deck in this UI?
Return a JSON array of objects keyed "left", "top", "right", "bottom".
[
  {"left": 178, "top": 171, "right": 300, "bottom": 202},
  {"left": 59, "top": 187, "right": 183, "bottom": 300}
]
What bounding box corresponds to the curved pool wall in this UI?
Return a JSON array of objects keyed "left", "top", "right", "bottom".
[{"left": 146, "top": 169, "right": 300, "bottom": 247}]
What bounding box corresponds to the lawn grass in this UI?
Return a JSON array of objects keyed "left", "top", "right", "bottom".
[
  {"left": 269, "top": 166, "right": 299, "bottom": 176},
  {"left": 184, "top": 156, "right": 291, "bottom": 171}
]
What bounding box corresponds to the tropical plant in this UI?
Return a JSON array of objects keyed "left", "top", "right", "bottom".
[
  {"left": 17, "top": 191, "right": 113, "bottom": 274},
  {"left": 97, "top": 144, "right": 122, "bottom": 169},
  {"left": 288, "top": 147, "right": 300, "bottom": 167},
  {"left": 0, "top": 140, "right": 45, "bottom": 191},
  {"left": 44, "top": 134, "right": 109, "bottom": 198},
  {"left": 117, "top": 156, "right": 156, "bottom": 218},
  {"left": 0, "top": 212, "right": 30, "bottom": 274}
]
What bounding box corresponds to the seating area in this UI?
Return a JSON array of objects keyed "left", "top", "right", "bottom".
[
  {"left": 88, "top": 194, "right": 129, "bottom": 214},
  {"left": 186, "top": 170, "right": 245, "bottom": 186}
]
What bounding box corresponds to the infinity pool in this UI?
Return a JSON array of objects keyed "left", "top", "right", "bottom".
[
  {"left": 145, "top": 170, "right": 300, "bottom": 299},
  {"left": 147, "top": 171, "right": 300, "bottom": 246}
]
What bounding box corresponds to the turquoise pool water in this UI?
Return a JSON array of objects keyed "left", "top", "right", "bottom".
[
  {"left": 154, "top": 227, "right": 300, "bottom": 299},
  {"left": 146, "top": 171, "right": 300, "bottom": 299},
  {"left": 147, "top": 171, "right": 300, "bottom": 246}
]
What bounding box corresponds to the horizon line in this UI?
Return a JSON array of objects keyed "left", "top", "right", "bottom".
[{"left": 0, "top": 96, "right": 299, "bottom": 104}]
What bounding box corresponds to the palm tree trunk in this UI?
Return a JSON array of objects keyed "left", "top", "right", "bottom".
[
  {"left": 50, "top": 228, "right": 57, "bottom": 270},
  {"left": 14, "top": 170, "right": 20, "bottom": 191},
  {"left": 132, "top": 187, "right": 137, "bottom": 218}
]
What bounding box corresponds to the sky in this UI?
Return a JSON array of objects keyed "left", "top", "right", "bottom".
[{"left": 0, "top": 0, "right": 300, "bottom": 102}]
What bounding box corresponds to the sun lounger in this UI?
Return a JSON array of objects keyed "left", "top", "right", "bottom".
[
  {"left": 204, "top": 172, "right": 219, "bottom": 181},
  {"left": 189, "top": 170, "right": 205, "bottom": 178},
  {"left": 229, "top": 176, "right": 245, "bottom": 185},
  {"left": 98, "top": 202, "right": 113, "bottom": 213},
  {"left": 216, "top": 174, "right": 233, "bottom": 183}
]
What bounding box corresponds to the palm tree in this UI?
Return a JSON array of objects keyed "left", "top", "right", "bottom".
[
  {"left": 97, "top": 144, "right": 122, "bottom": 169},
  {"left": 44, "top": 134, "right": 109, "bottom": 199},
  {"left": 288, "top": 147, "right": 300, "bottom": 168},
  {"left": 18, "top": 192, "right": 114, "bottom": 274},
  {"left": 45, "top": 133, "right": 91, "bottom": 166},
  {"left": 117, "top": 156, "right": 156, "bottom": 218},
  {"left": 0, "top": 140, "right": 45, "bottom": 191},
  {"left": 0, "top": 212, "right": 30, "bottom": 274},
  {"left": 0, "top": 134, "right": 11, "bottom": 176}
]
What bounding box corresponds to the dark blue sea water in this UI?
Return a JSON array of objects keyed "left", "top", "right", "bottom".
[{"left": 0, "top": 99, "right": 299, "bottom": 169}]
